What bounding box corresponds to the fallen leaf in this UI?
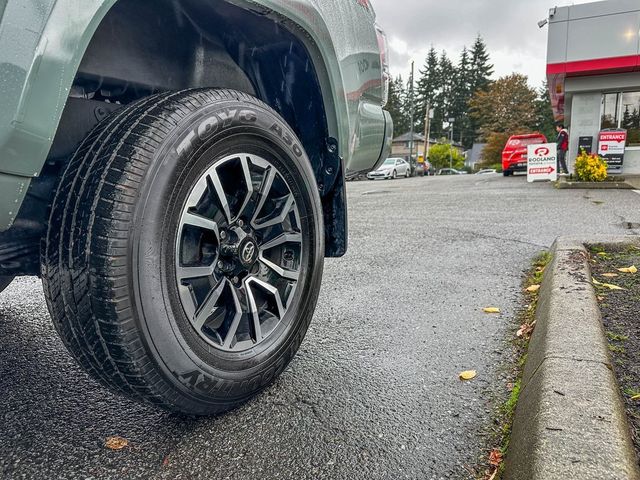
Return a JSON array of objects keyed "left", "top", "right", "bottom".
[
  {"left": 597, "top": 252, "right": 608, "bottom": 257},
  {"left": 601, "top": 273, "right": 619, "bottom": 278},
  {"left": 487, "top": 469, "right": 498, "bottom": 480},
  {"left": 526, "top": 284, "right": 541, "bottom": 293},
  {"left": 489, "top": 448, "right": 503, "bottom": 467},
  {"left": 592, "top": 278, "right": 624, "bottom": 290},
  {"left": 517, "top": 323, "right": 534, "bottom": 338},
  {"left": 483, "top": 307, "right": 501, "bottom": 314},
  {"left": 105, "top": 436, "right": 129, "bottom": 450},
  {"left": 459, "top": 370, "right": 477, "bottom": 381},
  {"left": 617, "top": 265, "right": 637, "bottom": 274},
  {"left": 631, "top": 394, "right": 640, "bottom": 401},
  {"left": 597, "top": 296, "right": 605, "bottom": 301}
]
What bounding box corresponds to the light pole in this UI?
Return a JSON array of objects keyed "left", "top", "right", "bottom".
[
  {"left": 423, "top": 103, "right": 433, "bottom": 165},
  {"left": 408, "top": 61, "right": 415, "bottom": 166},
  {"left": 448, "top": 117, "right": 455, "bottom": 169}
]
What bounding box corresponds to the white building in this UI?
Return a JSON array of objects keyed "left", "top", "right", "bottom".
[{"left": 546, "top": 0, "right": 640, "bottom": 173}]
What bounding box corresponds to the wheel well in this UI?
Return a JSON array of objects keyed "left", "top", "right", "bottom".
[{"left": 35, "top": 0, "right": 346, "bottom": 269}]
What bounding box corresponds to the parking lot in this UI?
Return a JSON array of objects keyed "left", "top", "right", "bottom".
[{"left": 2, "top": 174, "right": 640, "bottom": 480}]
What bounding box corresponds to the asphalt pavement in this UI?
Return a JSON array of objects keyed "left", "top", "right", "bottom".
[{"left": 2, "top": 174, "right": 640, "bottom": 480}]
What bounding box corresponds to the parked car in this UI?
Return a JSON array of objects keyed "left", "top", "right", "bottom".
[
  {"left": 0, "top": 0, "right": 392, "bottom": 415},
  {"left": 502, "top": 133, "right": 548, "bottom": 176},
  {"left": 367, "top": 158, "right": 411, "bottom": 180},
  {"left": 476, "top": 168, "right": 498, "bottom": 175},
  {"left": 437, "top": 168, "right": 464, "bottom": 175}
]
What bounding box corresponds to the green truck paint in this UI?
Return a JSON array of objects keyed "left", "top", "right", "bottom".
[{"left": 0, "top": 0, "right": 391, "bottom": 231}]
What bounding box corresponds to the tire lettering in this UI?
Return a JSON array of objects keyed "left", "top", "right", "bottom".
[
  {"left": 270, "top": 123, "right": 304, "bottom": 157},
  {"left": 176, "top": 108, "right": 259, "bottom": 155}
]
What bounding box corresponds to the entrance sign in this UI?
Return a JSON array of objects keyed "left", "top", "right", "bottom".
[
  {"left": 598, "top": 129, "right": 627, "bottom": 172},
  {"left": 527, "top": 143, "right": 558, "bottom": 183}
]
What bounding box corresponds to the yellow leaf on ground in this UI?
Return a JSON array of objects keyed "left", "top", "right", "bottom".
[
  {"left": 526, "top": 285, "right": 541, "bottom": 293},
  {"left": 105, "top": 436, "right": 129, "bottom": 450},
  {"left": 597, "top": 252, "right": 608, "bottom": 256},
  {"left": 483, "top": 307, "right": 501, "bottom": 314},
  {"left": 601, "top": 273, "right": 619, "bottom": 278},
  {"left": 617, "top": 265, "right": 638, "bottom": 274},
  {"left": 631, "top": 394, "right": 640, "bottom": 401},
  {"left": 459, "top": 370, "right": 477, "bottom": 381},
  {"left": 602, "top": 283, "right": 625, "bottom": 291},
  {"left": 592, "top": 278, "right": 602, "bottom": 285}
]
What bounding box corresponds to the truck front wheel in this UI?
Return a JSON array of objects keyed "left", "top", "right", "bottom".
[{"left": 42, "top": 89, "right": 324, "bottom": 415}]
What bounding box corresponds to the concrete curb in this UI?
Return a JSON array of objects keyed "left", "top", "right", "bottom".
[
  {"left": 555, "top": 181, "right": 634, "bottom": 190},
  {"left": 504, "top": 236, "right": 640, "bottom": 480}
]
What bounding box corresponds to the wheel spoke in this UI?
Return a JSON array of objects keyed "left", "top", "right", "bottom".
[
  {"left": 177, "top": 264, "right": 214, "bottom": 281},
  {"left": 235, "top": 156, "right": 254, "bottom": 220},
  {"left": 182, "top": 212, "right": 219, "bottom": 237},
  {"left": 259, "top": 257, "right": 300, "bottom": 281},
  {"left": 222, "top": 287, "right": 243, "bottom": 349},
  {"left": 250, "top": 167, "right": 276, "bottom": 229},
  {"left": 245, "top": 280, "right": 263, "bottom": 343},
  {"left": 193, "top": 279, "right": 227, "bottom": 329},
  {"left": 253, "top": 194, "right": 295, "bottom": 230},
  {"left": 260, "top": 232, "right": 302, "bottom": 251},
  {"left": 209, "top": 170, "right": 232, "bottom": 224}
]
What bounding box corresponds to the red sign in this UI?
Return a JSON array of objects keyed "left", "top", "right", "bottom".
[
  {"left": 598, "top": 129, "right": 627, "bottom": 170},
  {"left": 528, "top": 166, "right": 556, "bottom": 175}
]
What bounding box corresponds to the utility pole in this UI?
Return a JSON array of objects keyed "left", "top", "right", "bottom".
[
  {"left": 408, "top": 61, "right": 415, "bottom": 167},
  {"left": 423, "top": 101, "right": 432, "bottom": 164},
  {"left": 448, "top": 117, "right": 455, "bottom": 170}
]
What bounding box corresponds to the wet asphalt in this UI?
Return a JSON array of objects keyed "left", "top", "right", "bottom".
[{"left": 2, "top": 174, "right": 640, "bottom": 480}]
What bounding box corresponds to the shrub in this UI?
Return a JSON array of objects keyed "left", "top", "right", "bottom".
[{"left": 574, "top": 150, "right": 608, "bottom": 182}]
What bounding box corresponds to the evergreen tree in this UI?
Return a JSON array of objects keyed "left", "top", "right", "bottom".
[
  {"left": 534, "top": 81, "right": 556, "bottom": 141},
  {"left": 469, "top": 35, "right": 494, "bottom": 93},
  {"left": 450, "top": 47, "right": 473, "bottom": 148},
  {"left": 416, "top": 47, "right": 439, "bottom": 135},
  {"left": 433, "top": 51, "right": 455, "bottom": 140},
  {"left": 465, "top": 36, "right": 494, "bottom": 144},
  {"left": 387, "top": 75, "right": 409, "bottom": 135}
]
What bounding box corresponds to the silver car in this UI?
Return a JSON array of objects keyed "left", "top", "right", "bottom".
[{"left": 367, "top": 158, "right": 411, "bottom": 180}]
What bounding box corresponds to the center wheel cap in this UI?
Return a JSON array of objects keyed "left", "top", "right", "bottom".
[{"left": 238, "top": 237, "right": 259, "bottom": 268}]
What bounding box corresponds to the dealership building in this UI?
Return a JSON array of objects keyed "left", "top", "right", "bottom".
[{"left": 546, "top": 0, "right": 640, "bottom": 173}]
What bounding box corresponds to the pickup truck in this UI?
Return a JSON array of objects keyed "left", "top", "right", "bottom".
[{"left": 0, "top": 0, "right": 392, "bottom": 415}]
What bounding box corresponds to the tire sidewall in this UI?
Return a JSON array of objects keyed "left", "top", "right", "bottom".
[{"left": 130, "top": 97, "right": 324, "bottom": 406}]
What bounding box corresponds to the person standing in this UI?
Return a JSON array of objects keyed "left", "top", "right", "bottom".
[{"left": 556, "top": 123, "right": 569, "bottom": 174}]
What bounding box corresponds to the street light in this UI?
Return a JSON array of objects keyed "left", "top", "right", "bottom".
[{"left": 448, "top": 117, "right": 455, "bottom": 169}]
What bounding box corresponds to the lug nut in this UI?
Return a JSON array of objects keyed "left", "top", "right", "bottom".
[
  {"left": 238, "top": 219, "right": 245, "bottom": 228},
  {"left": 232, "top": 276, "right": 240, "bottom": 285},
  {"left": 217, "top": 261, "right": 225, "bottom": 269},
  {"left": 220, "top": 230, "right": 227, "bottom": 240}
]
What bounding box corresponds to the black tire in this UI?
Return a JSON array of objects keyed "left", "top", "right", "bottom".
[
  {"left": 503, "top": 170, "right": 512, "bottom": 177},
  {"left": 0, "top": 276, "right": 14, "bottom": 293},
  {"left": 392, "top": 170, "right": 397, "bottom": 179},
  {"left": 42, "top": 89, "right": 324, "bottom": 415}
]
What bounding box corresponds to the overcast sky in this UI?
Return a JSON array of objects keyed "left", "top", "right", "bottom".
[{"left": 374, "top": 0, "right": 589, "bottom": 87}]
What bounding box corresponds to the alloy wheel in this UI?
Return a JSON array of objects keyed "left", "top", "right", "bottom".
[{"left": 175, "top": 154, "right": 303, "bottom": 352}]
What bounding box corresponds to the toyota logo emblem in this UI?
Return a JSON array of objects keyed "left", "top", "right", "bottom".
[{"left": 241, "top": 242, "right": 256, "bottom": 264}]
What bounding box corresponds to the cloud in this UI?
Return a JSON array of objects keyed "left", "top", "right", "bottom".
[{"left": 374, "top": 0, "right": 579, "bottom": 86}]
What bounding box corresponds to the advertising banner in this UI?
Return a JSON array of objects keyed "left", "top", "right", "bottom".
[
  {"left": 598, "top": 129, "right": 627, "bottom": 171},
  {"left": 527, "top": 143, "right": 558, "bottom": 183}
]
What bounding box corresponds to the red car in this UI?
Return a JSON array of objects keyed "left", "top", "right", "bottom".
[{"left": 502, "top": 134, "right": 548, "bottom": 176}]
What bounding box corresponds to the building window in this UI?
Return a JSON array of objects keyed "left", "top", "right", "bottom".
[
  {"left": 600, "top": 92, "right": 640, "bottom": 147},
  {"left": 621, "top": 92, "right": 640, "bottom": 147}
]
